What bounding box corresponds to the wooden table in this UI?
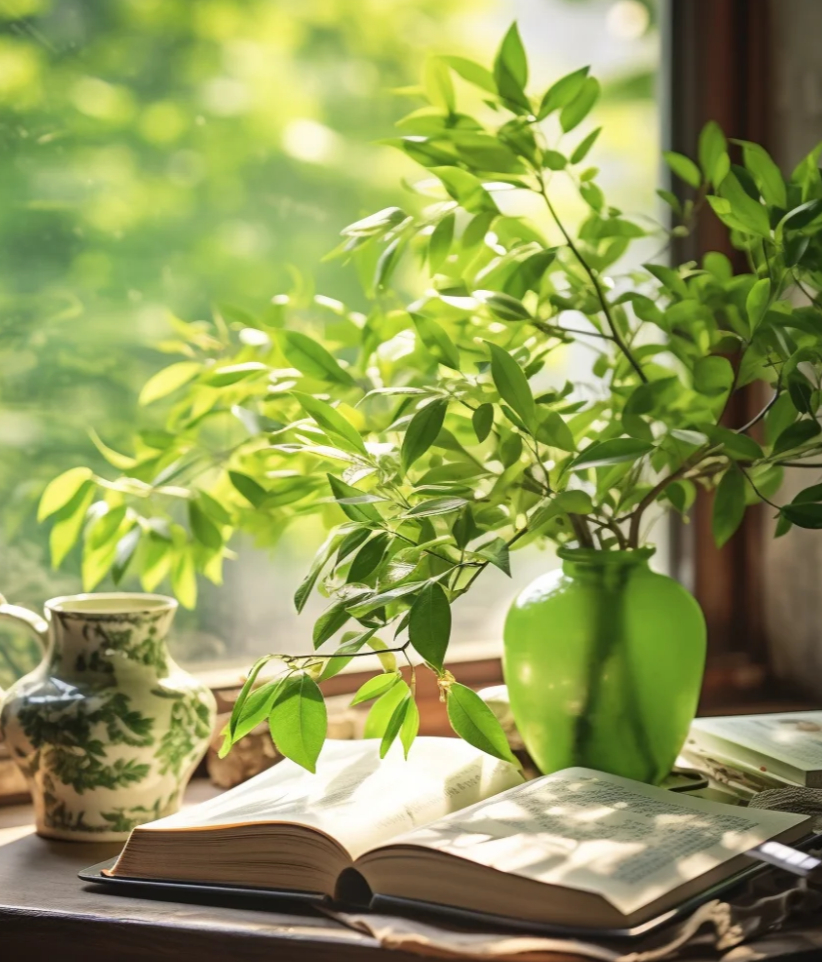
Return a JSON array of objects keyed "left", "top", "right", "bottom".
[{"left": 0, "top": 784, "right": 419, "bottom": 962}]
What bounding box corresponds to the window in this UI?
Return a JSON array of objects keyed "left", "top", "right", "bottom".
[{"left": 0, "top": 0, "right": 661, "bottom": 685}]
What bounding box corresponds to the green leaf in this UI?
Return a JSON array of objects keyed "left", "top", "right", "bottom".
[
  {"left": 424, "top": 56, "right": 455, "bottom": 112},
  {"left": 503, "top": 249, "right": 557, "bottom": 299},
  {"left": 773, "top": 419, "right": 821, "bottom": 456},
  {"left": 228, "top": 471, "right": 267, "bottom": 508},
  {"left": 293, "top": 392, "right": 367, "bottom": 455},
  {"left": 784, "top": 198, "right": 822, "bottom": 230},
  {"left": 363, "top": 680, "right": 409, "bottom": 738},
  {"left": 693, "top": 355, "right": 734, "bottom": 397},
  {"left": 351, "top": 671, "right": 401, "bottom": 706},
  {"left": 207, "top": 361, "right": 268, "bottom": 387},
  {"left": 663, "top": 151, "right": 701, "bottom": 189},
  {"left": 347, "top": 581, "right": 427, "bottom": 618},
  {"left": 404, "top": 496, "right": 468, "bottom": 518},
  {"left": 409, "top": 582, "right": 451, "bottom": 670},
  {"left": 536, "top": 410, "right": 575, "bottom": 451},
  {"left": 746, "top": 278, "right": 771, "bottom": 331},
  {"left": 38, "top": 467, "right": 94, "bottom": 521},
  {"left": 486, "top": 342, "right": 536, "bottom": 430},
  {"left": 542, "top": 150, "right": 567, "bottom": 170},
  {"left": 475, "top": 290, "right": 531, "bottom": 321},
  {"left": 295, "top": 528, "right": 346, "bottom": 613},
  {"left": 188, "top": 500, "right": 222, "bottom": 551},
  {"left": 88, "top": 429, "right": 137, "bottom": 470},
  {"left": 447, "top": 682, "right": 518, "bottom": 765},
  {"left": 313, "top": 595, "right": 357, "bottom": 647},
  {"left": 570, "top": 438, "right": 654, "bottom": 470},
  {"left": 49, "top": 483, "right": 95, "bottom": 568},
  {"left": 698, "top": 121, "right": 728, "bottom": 185},
  {"left": 538, "top": 66, "right": 589, "bottom": 120},
  {"left": 230, "top": 680, "right": 282, "bottom": 744},
  {"left": 781, "top": 503, "right": 822, "bottom": 529},
  {"left": 400, "top": 697, "right": 420, "bottom": 758},
  {"left": 171, "top": 544, "right": 197, "bottom": 608},
  {"left": 704, "top": 425, "right": 763, "bottom": 461},
  {"left": 280, "top": 330, "right": 356, "bottom": 386},
  {"left": 380, "top": 694, "right": 411, "bottom": 758},
  {"left": 412, "top": 315, "right": 460, "bottom": 370},
  {"left": 268, "top": 673, "right": 327, "bottom": 773},
  {"left": 327, "top": 475, "right": 383, "bottom": 523},
  {"left": 571, "top": 127, "right": 602, "bottom": 165},
  {"left": 197, "top": 489, "right": 232, "bottom": 526},
  {"left": 317, "top": 630, "right": 374, "bottom": 682},
  {"left": 717, "top": 174, "right": 770, "bottom": 236},
  {"left": 138, "top": 361, "right": 201, "bottom": 406},
  {"left": 441, "top": 55, "right": 497, "bottom": 94},
  {"left": 472, "top": 403, "right": 494, "bottom": 443},
  {"left": 712, "top": 464, "right": 746, "bottom": 548},
  {"left": 560, "top": 77, "right": 600, "bottom": 133},
  {"left": 428, "top": 213, "right": 455, "bottom": 272},
  {"left": 432, "top": 166, "right": 497, "bottom": 213},
  {"left": 348, "top": 532, "right": 391, "bottom": 583},
  {"left": 402, "top": 399, "right": 448, "bottom": 472},
  {"left": 476, "top": 537, "right": 511, "bottom": 576},
  {"left": 740, "top": 141, "right": 787, "bottom": 208},
  {"left": 229, "top": 654, "right": 276, "bottom": 739},
  {"left": 493, "top": 22, "right": 529, "bottom": 108}
]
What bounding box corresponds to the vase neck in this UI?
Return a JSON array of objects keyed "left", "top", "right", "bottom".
[
  {"left": 45, "top": 607, "right": 174, "bottom": 679},
  {"left": 559, "top": 548, "right": 653, "bottom": 585}
]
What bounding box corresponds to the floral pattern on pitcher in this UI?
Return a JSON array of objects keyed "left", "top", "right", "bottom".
[{"left": 0, "top": 593, "right": 216, "bottom": 841}]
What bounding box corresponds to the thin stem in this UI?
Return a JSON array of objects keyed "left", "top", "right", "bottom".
[
  {"left": 273, "top": 640, "right": 413, "bottom": 665},
  {"left": 534, "top": 177, "right": 648, "bottom": 384},
  {"left": 739, "top": 466, "right": 782, "bottom": 511},
  {"left": 775, "top": 460, "right": 822, "bottom": 468},
  {"left": 737, "top": 390, "right": 779, "bottom": 435},
  {"left": 532, "top": 319, "right": 615, "bottom": 342}
]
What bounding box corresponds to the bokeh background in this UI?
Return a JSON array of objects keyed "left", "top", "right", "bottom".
[{"left": 0, "top": 0, "right": 660, "bottom": 684}]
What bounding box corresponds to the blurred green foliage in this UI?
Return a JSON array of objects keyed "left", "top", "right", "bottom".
[{"left": 0, "top": 0, "right": 659, "bottom": 688}]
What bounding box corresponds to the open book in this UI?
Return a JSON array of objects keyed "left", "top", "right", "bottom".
[
  {"left": 108, "top": 737, "right": 811, "bottom": 930},
  {"left": 687, "top": 712, "right": 822, "bottom": 788}
]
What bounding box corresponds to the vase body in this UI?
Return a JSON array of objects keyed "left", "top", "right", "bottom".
[
  {"left": 0, "top": 593, "right": 216, "bottom": 841},
  {"left": 503, "top": 549, "right": 706, "bottom": 784}
]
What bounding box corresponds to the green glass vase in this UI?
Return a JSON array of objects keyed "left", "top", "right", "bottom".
[{"left": 503, "top": 548, "right": 706, "bottom": 784}]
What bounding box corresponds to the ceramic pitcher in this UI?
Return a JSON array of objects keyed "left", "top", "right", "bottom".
[{"left": 0, "top": 592, "right": 216, "bottom": 841}]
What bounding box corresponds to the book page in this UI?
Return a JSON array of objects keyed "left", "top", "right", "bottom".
[
  {"left": 382, "top": 767, "right": 808, "bottom": 915},
  {"left": 139, "top": 737, "right": 523, "bottom": 859},
  {"left": 691, "top": 713, "right": 822, "bottom": 772}
]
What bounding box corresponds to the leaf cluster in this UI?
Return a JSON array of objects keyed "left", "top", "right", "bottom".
[{"left": 39, "top": 24, "right": 822, "bottom": 770}]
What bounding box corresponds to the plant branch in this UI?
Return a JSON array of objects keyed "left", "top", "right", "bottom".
[
  {"left": 736, "top": 390, "right": 779, "bottom": 435},
  {"left": 534, "top": 176, "right": 648, "bottom": 384},
  {"left": 739, "top": 466, "right": 782, "bottom": 511}
]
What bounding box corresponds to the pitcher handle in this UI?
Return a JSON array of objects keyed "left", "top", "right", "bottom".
[{"left": 0, "top": 593, "right": 48, "bottom": 699}]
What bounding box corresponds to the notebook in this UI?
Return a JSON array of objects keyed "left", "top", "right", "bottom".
[
  {"left": 687, "top": 711, "right": 822, "bottom": 788},
  {"left": 100, "top": 737, "right": 812, "bottom": 931}
]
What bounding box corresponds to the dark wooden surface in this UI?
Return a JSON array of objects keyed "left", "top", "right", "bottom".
[{"left": 0, "top": 790, "right": 418, "bottom": 962}]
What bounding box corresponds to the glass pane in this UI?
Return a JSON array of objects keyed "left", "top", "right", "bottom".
[{"left": 0, "top": 0, "right": 662, "bottom": 681}]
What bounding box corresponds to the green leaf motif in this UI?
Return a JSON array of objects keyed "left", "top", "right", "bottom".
[
  {"left": 571, "top": 127, "right": 602, "bottom": 165},
  {"left": 402, "top": 398, "right": 448, "bottom": 472},
  {"left": 409, "top": 582, "right": 451, "bottom": 670},
  {"left": 268, "top": 673, "right": 328, "bottom": 773},
  {"left": 486, "top": 342, "right": 536, "bottom": 430},
  {"left": 773, "top": 419, "right": 821, "bottom": 456},
  {"left": 476, "top": 537, "right": 511, "bottom": 576},
  {"left": 447, "top": 683, "right": 518, "bottom": 765},
  {"left": 781, "top": 503, "right": 822, "bottom": 529},
  {"left": 475, "top": 290, "right": 531, "bottom": 321},
  {"left": 712, "top": 465, "right": 746, "bottom": 548},
  {"left": 441, "top": 55, "right": 497, "bottom": 94},
  {"left": 380, "top": 694, "right": 412, "bottom": 758},
  {"left": 348, "top": 532, "right": 391, "bottom": 583},
  {"left": 404, "top": 496, "right": 468, "bottom": 518},
  {"left": 50, "top": 482, "right": 95, "bottom": 568},
  {"left": 698, "top": 121, "right": 728, "bottom": 185}
]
